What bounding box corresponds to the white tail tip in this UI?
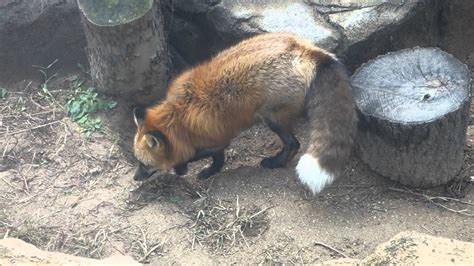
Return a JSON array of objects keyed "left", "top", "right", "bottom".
[{"left": 296, "top": 154, "right": 334, "bottom": 194}]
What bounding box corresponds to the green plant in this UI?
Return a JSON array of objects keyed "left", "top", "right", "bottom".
[
  {"left": 0, "top": 87, "right": 8, "bottom": 99},
  {"left": 66, "top": 76, "right": 116, "bottom": 136}
]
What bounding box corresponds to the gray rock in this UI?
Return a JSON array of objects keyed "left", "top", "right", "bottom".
[
  {"left": 324, "top": 231, "right": 474, "bottom": 265},
  {"left": 0, "top": 0, "right": 87, "bottom": 82},
  {"left": 207, "top": 1, "right": 339, "bottom": 50},
  {"left": 0, "top": 0, "right": 451, "bottom": 83},
  {"left": 0, "top": 238, "right": 141, "bottom": 265},
  {"left": 166, "top": 0, "right": 450, "bottom": 72},
  {"left": 327, "top": 2, "right": 412, "bottom": 45},
  {"left": 318, "top": 0, "right": 449, "bottom": 70}
]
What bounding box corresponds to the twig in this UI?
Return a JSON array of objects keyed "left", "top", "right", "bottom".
[
  {"left": 329, "top": 185, "right": 373, "bottom": 188},
  {"left": 239, "top": 228, "right": 250, "bottom": 248},
  {"left": 388, "top": 187, "right": 474, "bottom": 205},
  {"left": 453, "top": 165, "right": 474, "bottom": 181},
  {"left": 139, "top": 243, "right": 162, "bottom": 263},
  {"left": 24, "top": 81, "right": 33, "bottom": 91},
  {"left": 18, "top": 169, "right": 30, "bottom": 194},
  {"left": 28, "top": 94, "right": 49, "bottom": 110},
  {"left": 0, "top": 176, "right": 17, "bottom": 190},
  {"left": 32, "top": 59, "right": 58, "bottom": 70},
  {"left": 314, "top": 241, "right": 348, "bottom": 258},
  {"left": 389, "top": 187, "right": 474, "bottom": 216},
  {"left": 0, "top": 220, "right": 12, "bottom": 227},
  {"left": 46, "top": 59, "right": 59, "bottom": 69},
  {"left": 135, "top": 226, "right": 162, "bottom": 263},
  {"left": 2, "top": 136, "right": 15, "bottom": 157},
  {"left": 249, "top": 206, "right": 272, "bottom": 220},
  {"left": 421, "top": 225, "right": 434, "bottom": 235},
  {"left": 236, "top": 195, "right": 240, "bottom": 218},
  {"left": 6, "top": 120, "right": 60, "bottom": 135},
  {"left": 26, "top": 151, "right": 37, "bottom": 174},
  {"left": 3, "top": 229, "right": 10, "bottom": 239}
]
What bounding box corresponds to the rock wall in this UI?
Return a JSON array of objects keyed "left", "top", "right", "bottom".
[
  {"left": 163, "top": 0, "right": 450, "bottom": 72},
  {"left": 0, "top": 0, "right": 451, "bottom": 81},
  {"left": 0, "top": 0, "right": 87, "bottom": 82}
]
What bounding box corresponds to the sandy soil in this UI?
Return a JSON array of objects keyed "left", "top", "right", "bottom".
[{"left": 0, "top": 1, "right": 473, "bottom": 264}]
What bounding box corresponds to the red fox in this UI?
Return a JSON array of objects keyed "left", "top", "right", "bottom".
[{"left": 133, "top": 32, "right": 357, "bottom": 194}]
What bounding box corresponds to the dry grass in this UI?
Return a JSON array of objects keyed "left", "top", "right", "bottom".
[
  {"left": 131, "top": 226, "right": 164, "bottom": 263},
  {"left": 127, "top": 176, "right": 272, "bottom": 255},
  {"left": 1, "top": 63, "right": 69, "bottom": 179},
  {"left": 388, "top": 186, "right": 474, "bottom": 217},
  {"left": 188, "top": 189, "right": 271, "bottom": 255},
  {"left": 0, "top": 67, "right": 136, "bottom": 260}
]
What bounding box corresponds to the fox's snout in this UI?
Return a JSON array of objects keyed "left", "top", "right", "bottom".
[{"left": 133, "top": 162, "right": 157, "bottom": 181}]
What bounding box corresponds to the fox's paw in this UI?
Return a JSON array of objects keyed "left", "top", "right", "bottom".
[
  {"left": 174, "top": 164, "right": 188, "bottom": 175},
  {"left": 260, "top": 156, "right": 286, "bottom": 169},
  {"left": 197, "top": 167, "right": 217, "bottom": 180}
]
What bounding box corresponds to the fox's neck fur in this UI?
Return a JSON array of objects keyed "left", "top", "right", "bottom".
[{"left": 145, "top": 102, "right": 192, "bottom": 165}]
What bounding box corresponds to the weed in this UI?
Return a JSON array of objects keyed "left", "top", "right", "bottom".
[
  {"left": 13, "top": 96, "right": 27, "bottom": 112},
  {"left": 66, "top": 76, "right": 116, "bottom": 136},
  {"left": 189, "top": 194, "right": 270, "bottom": 254},
  {"left": 0, "top": 87, "right": 8, "bottom": 99}
]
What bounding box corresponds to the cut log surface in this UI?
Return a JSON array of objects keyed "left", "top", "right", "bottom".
[
  {"left": 77, "top": 0, "right": 169, "bottom": 105},
  {"left": 352, "top": 47, "right": 471, "bottom": 187}
]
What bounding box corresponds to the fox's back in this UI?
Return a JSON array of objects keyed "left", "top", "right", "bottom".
[
  {"left": 160, "top": 33, "right": 331, "bottom": 146},
  {"left": 193, "top": 33, "right": 323, "bottom": 95}
]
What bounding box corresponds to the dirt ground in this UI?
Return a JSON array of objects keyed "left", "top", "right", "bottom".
[{"left": 1, "top": 1, "right": 473, "bottom": 264}]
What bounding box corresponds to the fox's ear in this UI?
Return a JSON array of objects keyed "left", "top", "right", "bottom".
[
  {"left": 133, "top": 107, "right": 146, "bottom": 127},
  {"left": 145, "top": 130, "right": 168, "bottom": 148}
]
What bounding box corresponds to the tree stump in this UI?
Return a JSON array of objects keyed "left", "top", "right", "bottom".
[
  {"left": 352, "top": 47, "right": 471, "bottom": 187},
  {"left": 77, "top": 0, "right": 169, "bottom": 105}
]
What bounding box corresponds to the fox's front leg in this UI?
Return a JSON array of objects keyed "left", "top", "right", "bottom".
[
  {"left": 197, "top": 149, "right": 225, "bottom": 179},
  {"left": 173, "top": 147, "right": 226, "bottom": 179},
  {"left": 174, "top": 163, "right": 188, "bottom": 175}
]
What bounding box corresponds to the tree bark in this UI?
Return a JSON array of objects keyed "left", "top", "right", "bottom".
[
  {"left": 352, "top": 47, "right": 471, "bottom": 187},
  {"left": 77, "top": 0, "right": 169, "bottom": 105}
]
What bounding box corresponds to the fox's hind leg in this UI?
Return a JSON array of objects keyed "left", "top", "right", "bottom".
[{"left": 260, "top": 117, "right": 300, "bottom": 169}]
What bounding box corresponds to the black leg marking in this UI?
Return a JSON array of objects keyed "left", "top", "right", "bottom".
[
  {"left": 173, "top": 147, "right": 227, "bottom": 179},
  {"left": 174, "top": 162, "right": 188, "bottom": 175},
  {"left": 260, "top": 118, "right": 300, "bottom": 169},
  {"left": 197, "top": 149, "right": 225, "bottom": 179}
]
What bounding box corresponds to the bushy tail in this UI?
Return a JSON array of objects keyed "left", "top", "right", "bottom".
[{"left": 296, "top": 56, "right": 358, "bottom": 194}]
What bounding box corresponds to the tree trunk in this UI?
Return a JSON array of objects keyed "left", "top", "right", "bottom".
[
  {"left": 77, "top": 0, "right": 169, "bottom": 105},
  {"left": 352, "top": 47, "right": 471, "bottom": 187}
]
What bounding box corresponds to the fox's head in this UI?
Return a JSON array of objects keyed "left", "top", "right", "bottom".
[{"left": 132, "top": 107, "right": 173, "bottom": 181}]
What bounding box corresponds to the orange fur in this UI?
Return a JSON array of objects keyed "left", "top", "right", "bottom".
[{"left": 134, "top": 32, "right": 333, "bottom": 170}]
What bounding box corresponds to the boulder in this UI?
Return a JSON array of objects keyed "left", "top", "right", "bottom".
[
  {"left": 207, "top": 2, "right": 339, "bottom": 50},
  {"left": 0, "top": 238, "right": 141, "bottom": 265},
  {"left": 362, "top": 231, "right": 474, "bottom": 264},
  {"left": 0, "top": 0, "right": 87, "bottom": 82},
  {"left": 0, "top": 0, "right": 451, "bottom": 85},
  {"left": 164, "top": 0, "right": 450, "bottom": 71},
  {"left": 322, "top": 231, "right": 474, "bottom": 265}
]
